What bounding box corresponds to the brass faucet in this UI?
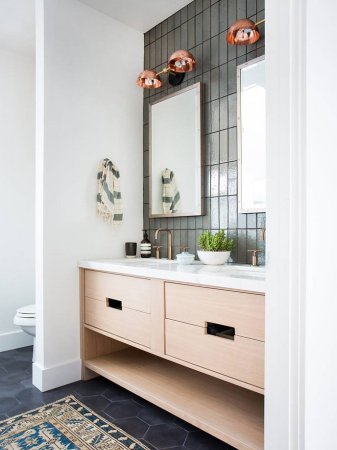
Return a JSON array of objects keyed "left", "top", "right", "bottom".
[
  {"left": 248, "top": 249, "right": 263, "bottom": 266},
  {"left": 153, "top": 245, "right": 163, "bottom": 259},
  {"left": 260, "top": 227, "right": 266, "bottom": 241},
  {"left": 154, "top": 228, "right": 173, "bottom": 260}
]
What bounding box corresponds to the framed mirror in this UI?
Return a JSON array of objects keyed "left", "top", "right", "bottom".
[
  {"left": 149, "top": 82, "right": 203, "bottom": 218},
  {"left": 237, "top": 56, "right": 266, "bottom": 213}
]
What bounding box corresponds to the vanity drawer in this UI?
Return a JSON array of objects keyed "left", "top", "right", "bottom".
[
  {"left": 85, "top": 270, "right": 151, "bottom": 313},
  {"left": 84, "top": 297, "right": 151, "bottom": 347},
  {"left": 165, "top": 282, "right": 264, "bottom": 341},
  {"left": 165, "top": 319, "right": 264, "bottom": 388}
]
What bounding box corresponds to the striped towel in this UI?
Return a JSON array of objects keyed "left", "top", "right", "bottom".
[
  {"left": 97, "top": 159, "right": 123, "bottom": 225},
  {"left": 162, "top": 168, "right": 181, "bottom": 214}
]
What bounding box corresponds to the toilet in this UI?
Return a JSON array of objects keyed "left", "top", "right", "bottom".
[{"left": 14, "top": 304, "right": 36, "bottom": 337}]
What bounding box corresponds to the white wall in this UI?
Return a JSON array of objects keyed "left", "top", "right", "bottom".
[
  {"left": 0, "top": 48, "right": 35, "bottom": 351},
  {"left": 305, "top": 0, "right": 337, "bottom": 448},
  {"left": 266, "top": 0, "right": 337, "bottom": 448},
  {"left": 33, "top": 0, "right": 144, "bottom": 390}
]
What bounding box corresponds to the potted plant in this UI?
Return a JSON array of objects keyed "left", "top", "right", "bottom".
[{"left": 197, "top": 230, "right": 235, "bottom": 265}]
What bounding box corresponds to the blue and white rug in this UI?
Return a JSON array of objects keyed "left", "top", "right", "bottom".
[{"left": 0, "top": 395, "right": 148, "bottom": 449}]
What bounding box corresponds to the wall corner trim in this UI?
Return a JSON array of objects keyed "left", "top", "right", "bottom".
[{"left": 32, "top": 358, "right": 81, "bottom": 392}]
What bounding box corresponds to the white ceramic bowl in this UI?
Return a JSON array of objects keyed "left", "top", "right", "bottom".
[{"left": 197, "top": 250, "right": 231, "bottom": 265}]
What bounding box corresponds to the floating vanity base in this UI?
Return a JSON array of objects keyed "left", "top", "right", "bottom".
[{"left": 84, "top": 346, "right": 263, "bottom": 450}]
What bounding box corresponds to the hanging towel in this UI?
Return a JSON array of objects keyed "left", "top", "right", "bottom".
[
  {"left": 97, "top": 158, "right": 123, "bottom": 225},
  {"left": 162, "top": 168, "right": 181, "bottom": 213}
]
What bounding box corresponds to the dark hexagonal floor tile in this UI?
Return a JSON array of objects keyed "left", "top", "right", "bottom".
[
  {"left": 0, "top": 397, "right": 20, "bottom": 414},
  {"left": 19, "top": 377, "right": 34, "bottom": 389},
  {"left": 173, "top": 416, "right": 197, "bottom": 432},
  {"left": 16, "top": 346, "right": 33, "bottom": 353},
  {"left": 41, "top": 382, "right": 83, "bottom": 403},
  {"left": 137, "top": 404, "right": 176, "bottom": 426},
  {"left": 185, "top": 430, "right": 237, "bottom": 450},
  {"left": 15, "top": 347, "right": 34, "bottom": 361},
  {"left": 7, "top": 400, "right": 45, "bottom": 417},
  {"left": 80, "top": 395, "right": 111, "bottom": 412},
  {"left": 16, "top": 387, "right": 45, "bottom": 404},
  {"left": 163, "top": 447, "right": 186, "bottom": 450},
  {"left": 0, "top": 371, "right": 31, "bottom": 385},
  {"left": 1, "top": 360, "right": 31, "bottom": 373},
  {"left": 114, "top": 417, "right": 149, "bottom": 438},
  {"left": 144, "top": 423, "right": 187, "bottom": 449},
  {"left": 0, "top": 349, "right": 19, "bottom": 363},
  {"left": 103, "top": 383, "right": 135, "bottom": 401},
  {"left": 0, "top": 381, "right": 26, "bottom": 398},
  {"left": 104, "top": 399, "right": 143, "bottom": 420},
  {"left": 132, "top": 395, "right": 153, "bottom": 408},
  {"left": 73, "top": 378, "right": 108, "bottom": 396}
]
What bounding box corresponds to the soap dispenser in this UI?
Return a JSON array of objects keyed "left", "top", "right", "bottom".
[{"left": 140, "top": 230, "right": 152, "bottom": 258}]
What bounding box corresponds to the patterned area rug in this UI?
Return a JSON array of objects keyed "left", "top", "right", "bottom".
[{"left": 0, "top": 395, "right": 149, "bottom": 449}]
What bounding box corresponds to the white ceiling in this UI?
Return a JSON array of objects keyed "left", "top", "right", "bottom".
[
  {"left": 0, "top": 0, "right": 35, "bottom": 56},
  {"left": 0, "top": 0, "right": 191, "bottom": 56},
  {"left": 78, "top": 0, "right": 192, "bottom": 32}
]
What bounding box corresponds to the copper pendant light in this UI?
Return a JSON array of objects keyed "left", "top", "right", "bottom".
[
  {"left": 226, "top": 18, "right": 265, "bottom": 45},
  {"left": 168, "top": 50, "right": 196, "bottom": 73},
  {"left": 136, "top": 70, "right": 162, "bottom": 89},
  {"left": 136, "top": 49, "right": 196, "bottom": 89}
]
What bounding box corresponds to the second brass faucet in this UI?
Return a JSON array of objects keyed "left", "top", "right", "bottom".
[{"left": 154, "top": 228, "right": 173, "bottom": 260}]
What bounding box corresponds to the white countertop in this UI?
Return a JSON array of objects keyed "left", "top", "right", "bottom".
[{"left": 78, "top": 258, "right": 265, "bottom": 293}]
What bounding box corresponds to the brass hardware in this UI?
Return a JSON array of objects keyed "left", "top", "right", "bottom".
[
  {"left": 248, "top": 249, "right": 263, "bottom": 267},
  {"left": 154, "top": 228, "right": 173, "bottom": 260},
  {"left": 153, "top": 245, "right": 163, "bottom": 259},
  {"left": 260, "top": 228, "right": 266, "bottom": 241},
  {"left": 180, "top": 246, "right": 189, "bottom": 252}
]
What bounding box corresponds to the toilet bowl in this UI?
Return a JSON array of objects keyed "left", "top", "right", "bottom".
[{"left": 14, "top": 304, "right": 36, "bottom": 337}]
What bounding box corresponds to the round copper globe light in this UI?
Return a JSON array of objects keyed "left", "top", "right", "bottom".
[
  {"left": 136, "top": 70, "right": 162, "bottom": 88},
  {"left": 226, "top": 19, "right": 261, "bottom": 45},
  {"left": 168, "top": 50, "right": 196, "bottom": 73}
]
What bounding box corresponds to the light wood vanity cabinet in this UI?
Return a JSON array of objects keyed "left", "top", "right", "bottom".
[
  {"left": 81, "top": 269, "right": 265, "bottom": 450},
  {"left": 84, "top": 271, "right": 152, "bottom": 347},
  {"left": 165, "top": 282, "right": 265, "bottom": 389}
]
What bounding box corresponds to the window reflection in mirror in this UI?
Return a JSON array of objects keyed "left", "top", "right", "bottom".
[{"left": 237, "top": 57, "right": 266, "bottom": 213}]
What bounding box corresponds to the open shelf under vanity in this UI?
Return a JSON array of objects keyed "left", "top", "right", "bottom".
[{"left": 83, "top": 334, "right": 263, "bottom": 450}]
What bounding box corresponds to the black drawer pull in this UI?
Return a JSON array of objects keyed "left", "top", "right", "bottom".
[
  {"left": 206, "top": 322, "right": 235, "bottom": 340},
  {"left": 107, "top": 298, "right": 122, "bottom": 310}
]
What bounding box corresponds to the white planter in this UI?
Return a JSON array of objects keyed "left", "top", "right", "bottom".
[{"left": 197, "top": 250, "right": 231, "bottom": 265}]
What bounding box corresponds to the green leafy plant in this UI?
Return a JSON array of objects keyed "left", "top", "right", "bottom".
[{"left": 198, "top": 230, "right": 235, "bottom": 252}]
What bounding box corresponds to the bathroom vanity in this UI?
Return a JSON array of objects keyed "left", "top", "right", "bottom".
[{"left": 78, "top": 259, "right": 265, "bottom": 450}]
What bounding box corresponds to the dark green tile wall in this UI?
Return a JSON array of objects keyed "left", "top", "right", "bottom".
[{"left": 143, "top": 0, "right": 265, "bottom": 264}]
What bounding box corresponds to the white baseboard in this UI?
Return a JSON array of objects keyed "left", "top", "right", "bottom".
[
  {"left": 32, "top": 358, "right": 81, "bottom": 392},
  {"left": 0, "top": 329, "right": 34, "bottom": 352}
]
